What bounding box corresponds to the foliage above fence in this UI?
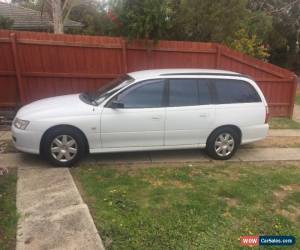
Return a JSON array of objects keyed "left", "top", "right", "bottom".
[{"left": 0, "top": 29, "right": 297, "bottom": 117}]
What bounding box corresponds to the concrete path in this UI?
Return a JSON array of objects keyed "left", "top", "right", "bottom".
[
  {"left": 0, "top": 130, "right": 10, "bottom": 140},
  {"left": 77, "top": 147, "right": 300, "bottom": 163},
  {"left": 268, "top": 129, "right": 300, "bottom": 137},
  {"left": 0, "top": 155, "right": 105, "bottom": 250},
  {"left": 293, "top": 104, "right": 300, "bottom": 123},
  {"left": 2, "top": 147, "right": 300, "bottom": 168}
]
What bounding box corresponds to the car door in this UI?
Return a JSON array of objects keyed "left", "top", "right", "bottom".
[
  {"left": 165, "top": 78, "right": 215, "bottom": 146},
  {"left": 100, "top": 79, "right": 166, "bottom": 148}
]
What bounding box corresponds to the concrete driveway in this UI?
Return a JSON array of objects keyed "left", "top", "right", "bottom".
[{"left": 1, "top": 153, "right": 105, "bottom": 250}]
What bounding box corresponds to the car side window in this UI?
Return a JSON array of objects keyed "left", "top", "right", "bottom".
[
  {"left": 116, "top": 79, "right": 165, "bottom": 108},
  {"left": 169, "top": 79, "right": 198, "bottom": 107},
  {"left": 198, "top": 79, "right": 211, "bottom": 105},
  {"left": 214, "top": 79, "right": 261, "bottom": 104}
]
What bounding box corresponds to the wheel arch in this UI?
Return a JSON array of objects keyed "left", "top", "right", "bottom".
[
  {"left": 206, "top": 125, "right": 242, "bottom": 146},
  {"left": 39, "top": 124, "right": 90, "bottom": 154}
]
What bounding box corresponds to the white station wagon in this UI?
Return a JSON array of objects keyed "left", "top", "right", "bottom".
[{"left": 12, "top": 69, "right": 269, "bottom": 166}]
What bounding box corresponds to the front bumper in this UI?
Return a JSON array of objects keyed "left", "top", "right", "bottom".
[{"left": 11, "top": 125, "right": 42, "bottom": 154}]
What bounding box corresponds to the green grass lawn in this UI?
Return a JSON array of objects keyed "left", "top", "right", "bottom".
[
  {"left": 72, "top": 163, "right": 300, "bottom": 250},
  {"left": 0, "top": 169, "right": 18, "bottom": 250},
  {"left": 269, "top": 117, "right": 300, "bottom": 129}
]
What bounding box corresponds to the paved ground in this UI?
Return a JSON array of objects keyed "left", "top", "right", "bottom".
[
  {"left": 268, "top": 129, "right": 300, "bottom": 137},
  {"left": 86, "top": 147, "right": 300, "bottom": 163},
  {"left": 293, "top": 104, "right": 300, "bottom": 123},
  {"left": 2, "top": 146, "right": 300, "bottom": 167},
  {"left": 0, "top": 130, "right": 10, "bottom": 140},
  {"left": 1, "top": 155, "right": 105, "bottom": 250}
]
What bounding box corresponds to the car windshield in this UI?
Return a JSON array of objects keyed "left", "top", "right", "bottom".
[{"left": 80, "top": 74, "right": 134, "bottom": 105}]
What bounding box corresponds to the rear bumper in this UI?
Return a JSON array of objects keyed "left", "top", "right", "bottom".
[
  {"left": 11, "top": 126, "right": 42, "bottom": 154},
  {"left": 241, "top": 124, "right": 269, "bottom": 144}
]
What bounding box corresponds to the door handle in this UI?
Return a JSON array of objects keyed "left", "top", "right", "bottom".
[
  {"left": 199, "top": 113, "right": 208, "bottom": 118},
  {"left": 151, "top": 116, "right": 161, "bottom": 120}
]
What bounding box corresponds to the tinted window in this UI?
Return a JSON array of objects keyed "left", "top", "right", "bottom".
[
  {"left": 214, "top": 79, "right": 261, "bottom": 104},
  {"left": 198, "top": 79, "right": 211, "bottom": 105},
  {"left": 117, "top": 79, "right": 165, "bottom": 108},
  {"left": 169, "top": 79, "right": 198, "bottom": 107}
]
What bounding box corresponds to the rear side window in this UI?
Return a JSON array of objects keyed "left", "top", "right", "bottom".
[
  {"left": 169, "top": 79, "right": 198, "bottom": 107},
  {"left": 168, "top": 79, "right": 211, "bottom": 107},
  {"left": 214, "top": 79, "right": 261, "bottom": 104},
  {"left": 198, "top": 79, "right": 211, "bottom": 105}
]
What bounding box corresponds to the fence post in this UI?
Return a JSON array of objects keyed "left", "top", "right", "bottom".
[
  {"left": 10, "top": 33, "right": 25, "bottom": 105},
  {"left": 122, "top": 39, "right": 128, "bottom": 73},
  {"left": 289, "top": 76, "right": 298, "bottom": 119},
  {"left": 216, "top": 44, "right": 222, "bottom": 69}
]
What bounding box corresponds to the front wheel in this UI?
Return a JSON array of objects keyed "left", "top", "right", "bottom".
[
  {"left": 206, "top": 127, "right": 240, "bottom": 160},
  {"left": 41, "top": 127, "right": 86, "bottom": 167}
]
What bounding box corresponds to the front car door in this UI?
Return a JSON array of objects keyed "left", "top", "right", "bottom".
[
  {"left": 165, "top": 78, "right": 215, "bottom": 146},
  {"left": 100, "top": 79, "right": 166, "bottom": 149}
]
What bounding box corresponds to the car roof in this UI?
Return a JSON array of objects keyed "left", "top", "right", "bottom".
[{"left": 128, "top": 69, "right": 245, "bottom": 80}]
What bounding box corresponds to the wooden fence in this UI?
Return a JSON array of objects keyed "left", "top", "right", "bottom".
[{"left": 0, "top": 29, "right": 298, "bottom": 117}]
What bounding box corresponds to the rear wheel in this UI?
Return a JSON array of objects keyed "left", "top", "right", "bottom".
[
  {"left": 41, "top": 127, "right": 85, "bottom": 167},
  {"left": 206, "top": 127, "right": 240, "bottom": 160}
]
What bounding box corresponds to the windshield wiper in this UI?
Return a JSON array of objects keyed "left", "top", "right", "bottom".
[{"left": 80, "top": 92, "right": 97, "bottom": 106}]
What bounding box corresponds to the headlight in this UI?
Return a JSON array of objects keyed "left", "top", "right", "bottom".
[{"left": 13, "top": 118, "right": 30, "bottom": 130}]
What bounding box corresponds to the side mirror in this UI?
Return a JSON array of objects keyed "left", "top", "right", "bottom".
[{"left": 109, "top": 101, "right": 124, "bottom": 109}]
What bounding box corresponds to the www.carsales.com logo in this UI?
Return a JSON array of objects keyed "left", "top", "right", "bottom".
[
  {"left": 240, "top": 236, "right": 296, "bottom": 247},
  {"left": 240, "top": 236, "right": 259, "bottom": 246}
]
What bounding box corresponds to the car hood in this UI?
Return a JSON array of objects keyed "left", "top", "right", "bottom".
[{"left": 16, "top": 94, "right": 95, "bottom": 120}]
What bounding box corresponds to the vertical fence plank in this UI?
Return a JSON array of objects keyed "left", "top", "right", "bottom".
[
  {"left": 10, "top": 33, "right": 25, "bottom": 105},
  {"left": 215, "top": 44, "right": 222, "bottom": 68},
  {"left": 122, "top": 39, "right": 128, "bottom": 73}
]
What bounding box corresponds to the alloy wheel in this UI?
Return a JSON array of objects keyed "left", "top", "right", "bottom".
[
  {"left": 214, "top": 133, "right": 235, "bottom": 157},
  {"left": 50, "top": 135, "right": 78, "bottom": 162}
]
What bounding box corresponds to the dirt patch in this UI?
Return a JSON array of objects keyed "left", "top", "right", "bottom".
[
  {"left": 276, "top": 206, "right": 300, "bottom": 223},
  {"left": 146, "top": 178, "right": 193, "bottom": 188},
  {"left": 224, "top": 197, "right": 239, "bottom": 207},
  {"left": 273, "top": 184, "right": 300, "bottom": 222},
  {"left": 188, "top": 168, "right": 203, "bottom": 177},
  {"left": 146, "top": 179, "right": 164, "bottom": 187},
  {"left": 201, "top": 168, "right": 241, "bottom": 181},
  {"left": 224, "top": 170, "right": 241, "bottom": 181},
  {"left": 273, "top": 184, "right": 300, "bottom": 202}
]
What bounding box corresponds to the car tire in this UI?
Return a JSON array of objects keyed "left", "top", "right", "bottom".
[
  {"left": 41, "top": 127, "right": 86, "bottom": 167},
  {"left": 206, "top": 127, "right": 240, "bottom": 160}
]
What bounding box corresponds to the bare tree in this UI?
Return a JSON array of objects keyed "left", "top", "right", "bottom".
[
  {"left": 42, "top": 0, "right": 84, "bottom": 34},
  {"left": 51, "top": 0, "right": 63, "bottom": 33},
  {"left": 248, "top": 0, "right": 300, "bottom": 15}
]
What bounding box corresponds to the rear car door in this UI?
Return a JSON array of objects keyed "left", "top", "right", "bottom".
[
  {"left": 100, "top": 79, "right": 166, "bottom": 148},
  {"left": 165, "top": 78, "right": 215, "bottom": 146}
]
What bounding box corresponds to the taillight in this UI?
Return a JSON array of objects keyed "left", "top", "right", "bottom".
[{"left": 265, "top": 106, "right": 269, "bottom": 124}]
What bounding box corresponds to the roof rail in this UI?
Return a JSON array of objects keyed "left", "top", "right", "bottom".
[{"left": 159, "top": 72, "right": 250, "bottom": 78}]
